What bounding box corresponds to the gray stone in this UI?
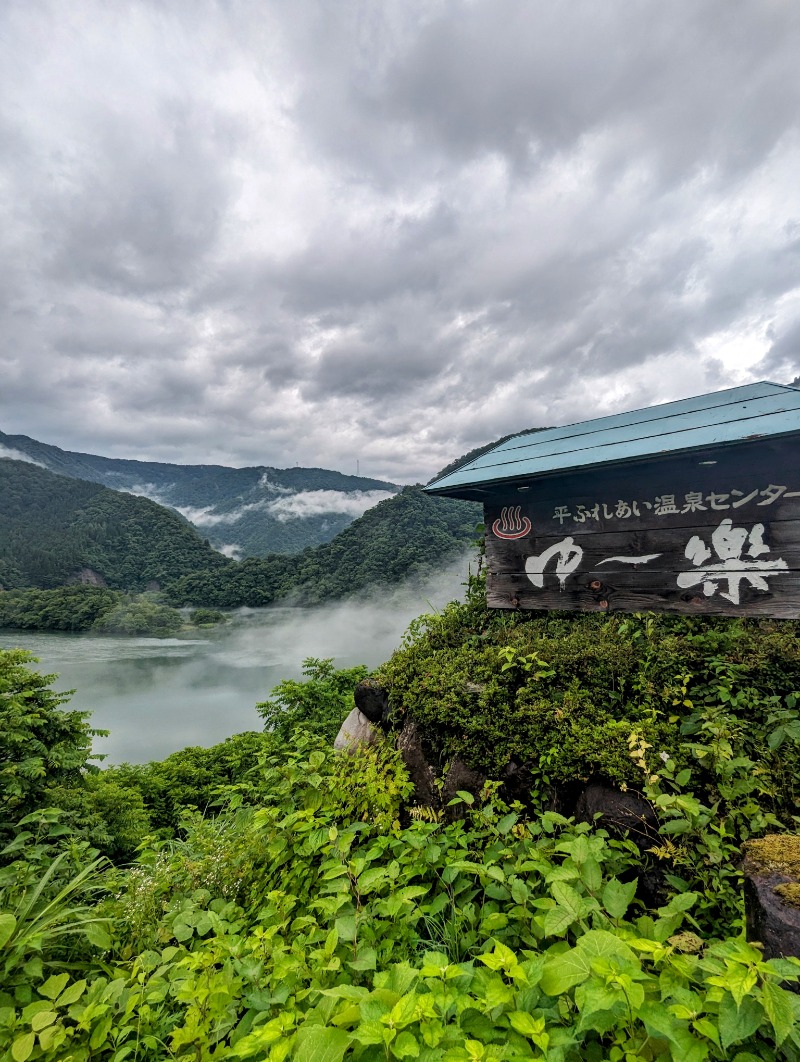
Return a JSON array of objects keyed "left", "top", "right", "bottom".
[
  {"left": 574, "top": 783, "right": 659, "bottom": 846},
  {"left": 397, "top": 720, "right": 440, "bottom": 808},
  {"left": 353, "top": 677, "right": 390, "bottom": 726},
  {"left": 441, "top": 756, "right": 486, "bottom": 817},
  {"left": 743, "top": 836, "right": 800, "bottom": 961},
  {"left": 333, "top": 708, "right": 381, "bottom": 753}
]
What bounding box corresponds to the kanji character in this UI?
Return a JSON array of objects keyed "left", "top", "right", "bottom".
[
  {"left": 552, "top": 506, "right": 571, "bottom": 525},
  {"left": 676, "top": 519, "right": 788, "bottom": 605},
  {"left": 681, "top": 491, "right": 707, "bottom": 513},
  {"left": 654, "top": 494, "right": 680, "bottom": 515}
]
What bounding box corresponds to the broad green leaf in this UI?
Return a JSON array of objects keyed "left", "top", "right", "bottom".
[
  {"left": 507, "top": 1011, "right": 545, "bottom": 1037},
  {"left": 387, "top": 993, "right": 418, "bottom": 1030},
  {"left": 540, "top": 931, "right": 638, "bottom": 996},
  {"left": 294, "top": 1025, "right": 350, "bottom": 1062},
  {"left": 336, "top": 914, "right": 357, "bottom": 942},
  {"left": 358, "top": 867, "right": 388, "bottom": 893},
  {"left": 0, "top": 912, "right": 15, "bottom": 949},
  {"left": 392, "top": 1030, "right": 420, "bottom": 1058},
  {"left": 718, "top": 992, "right": 763, "bottom": 1052},
  {"left": 602, "top": 878, "right": 637, "bottom": 921},
  {"left": 580, "top": 856, "right": 602, "bottom": 893},
  {"left": 84, "top": 921, "right": 111, "bottom": 949},
  {"left": 12, "top": 1032, "right": 35, "bottom": 1062},
  {"left": 38, "top": 974, "right": 69, "bottom": 1001},
  {"left": 57, "top": 979, "right": 87, "bottom": 1007},
  {"left": 543, "top": 904, "right": 576, "bottom": 937},
  {"left": 552, "top": 881, "right": 586, "bottom": 921},
  {"left": 761, "top": 980, "right": 794, "bottom": 1046},
  {"left": 496, "top": 813, "right": 518, "bottom": 834},
  {"left": 30, "top": 1011, "right": 57, "bottom": 1032},
  {"left": 511, "top": 879, "right": 529, "bottom": 905}
]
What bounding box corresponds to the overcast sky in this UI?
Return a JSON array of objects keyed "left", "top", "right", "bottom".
[{"left": 1, "top": 1, "right": 799, "bottom": 483}]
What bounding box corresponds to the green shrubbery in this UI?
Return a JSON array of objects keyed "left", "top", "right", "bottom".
[{"left": 3, "top": 580, "right": 800, "bottom": 1059}]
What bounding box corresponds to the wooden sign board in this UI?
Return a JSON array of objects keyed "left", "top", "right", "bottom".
[{"left": 485, "top": 437, "right": 800, "bottom": 617}]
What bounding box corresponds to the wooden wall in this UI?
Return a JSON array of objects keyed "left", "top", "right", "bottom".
[{"left": 484, "top": 436, "right": 800, "bottom": 617}]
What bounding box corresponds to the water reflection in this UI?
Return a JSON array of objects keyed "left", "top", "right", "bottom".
[{"left": 0, "top": 558, "right": 470, "bottom": 764}]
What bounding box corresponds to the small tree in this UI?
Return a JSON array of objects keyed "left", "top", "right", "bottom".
[
  {"left": 0, "top": 650, "right": 102, "bottom": 845},
  {"left": 257, "top": 657, "right": 369, "bottom": 743}
]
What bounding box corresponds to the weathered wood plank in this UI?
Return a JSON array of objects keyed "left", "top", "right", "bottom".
[{"left": 483, "top": 437, "right": 800, "bottom": 617}]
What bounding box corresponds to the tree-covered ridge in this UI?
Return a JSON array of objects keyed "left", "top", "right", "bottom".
[
  {"left": 0, "top": 429, "right": 399, "bottom": 558},
  {"left": 0, "top": 460, "right": 228, "bottom": 591},
  {"left": 166, "top": 486, "right": 482, "bottom": 607}
]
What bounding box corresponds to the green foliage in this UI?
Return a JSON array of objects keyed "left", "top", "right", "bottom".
[
  {"left": 0, "top": 586, "right": 121, "bottom": 632},
  {"left": 105, "top": 731, "right": 273, "bottom": 836},
  {"left": 4, "top": 586, "right": 800, "bottom": 1057},
  {"left": 168, "top": 487, "right": 481, "bottom": 607},
  {"left": 257, "top": 658, "right": 370, "bottom": 743},
  {"left": 91, "top": 598, "right": 183, "bottom": 637},
  {"left": 0, "top": 458, "right": 228, "bottom": 592},
  {"left": 189, "top": 607, "right": 226, "bottom": 626},
  {"left": 0, "top": 650, "right": 101, "bottom": 847},
  {"left": 4, "top": 737, "right": 800, "bottom": 1060}
]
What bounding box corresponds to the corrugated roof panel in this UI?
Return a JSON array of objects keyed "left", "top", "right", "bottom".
[{"left": 426, "top": 382, "right": 800, "bottom": 495}]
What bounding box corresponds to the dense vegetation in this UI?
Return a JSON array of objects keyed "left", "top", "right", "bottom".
[
  {"left": 0, "top": 587, "right": 186, "bottom": 637},
  {"left": 0, "top": 431, "right": 397, "bottom": 558},
  {"left": 0, "top": 460, "right": 227, "bottom": 591},
  {"left": 167, "top": 487, "right": 481, "bottom": 607},
  {"left": 3, "top": 574, "right": 800, "bottom": 1058}
]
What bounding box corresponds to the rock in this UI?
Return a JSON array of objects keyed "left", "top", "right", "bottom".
[
  {"left": 333, "top": 708, "right": 381, "bottom": 753},
  {"left": 574, "top": 783, "right": 659, "bottom": 846},
  {"left": 354, "top": 677, "right": 390, "bottom": 726},
  {"left": 743, "top": 835, "right": 800, "bottom": 960},
  {"left": 441, "top": 756, "right": 486, "bottom": 815},
  {"left": 71, "top": 568, "right": 107, "bottom": 587},
  {"left": 396, "top": 720, "right": 440, "bottom": 808}
]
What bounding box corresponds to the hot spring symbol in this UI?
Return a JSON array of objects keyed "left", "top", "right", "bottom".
[{"left": 492, "top": 505, "right": 532, "bottom": 540}]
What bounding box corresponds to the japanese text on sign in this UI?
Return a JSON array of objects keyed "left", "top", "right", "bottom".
[{"left": 552, "top": 485, "right": 800, "bottom": 525}]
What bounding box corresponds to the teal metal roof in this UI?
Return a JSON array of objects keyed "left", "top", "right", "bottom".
[{"left": 425, "top": 381, "right": 800, "bottom": 497}]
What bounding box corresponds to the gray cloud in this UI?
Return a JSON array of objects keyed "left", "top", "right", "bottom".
[{"left": 1, "top": 1, "right": 799, "bottom": 482}]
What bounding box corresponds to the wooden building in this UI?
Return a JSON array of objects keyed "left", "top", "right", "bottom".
[{"left": 424, "top": 382, "right": 800, "bottom": 617}]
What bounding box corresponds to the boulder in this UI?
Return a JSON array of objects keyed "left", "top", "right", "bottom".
[
  {"left": 333, "top": 708, "right": 381, "bottom": 753},
  {"left": 353, "top": 677, "right": 390, "bottom": 727},
  {"left": 441, "top": 756, "right": 486, "bottom": 815},
  {"left": 743, "top": 835, "right": 800, "bottom": 960},
  {"left": 574, "top": 782, "right": 659, "bottom": 846},
  {"left": 396, "top": 720, "right": 440, "bottom": 808}
]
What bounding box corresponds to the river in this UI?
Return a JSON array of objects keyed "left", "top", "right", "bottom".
[{"left": 0, "top": 562, "right": 469, "bottom": 764}]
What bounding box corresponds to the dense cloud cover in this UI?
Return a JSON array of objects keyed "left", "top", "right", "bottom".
[{"left": 1, "top": 1, "right": 799, "bottom": 482}]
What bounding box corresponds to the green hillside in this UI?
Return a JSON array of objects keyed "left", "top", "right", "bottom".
[
  {"left": 0, "top": 430, "right": 398, "bottom": 558},
  {"left": 0, "top": 460, "right": 228, "bottom": 591},
  {"left": 167, "top": 486, "right": 482, "bottom": 607}
]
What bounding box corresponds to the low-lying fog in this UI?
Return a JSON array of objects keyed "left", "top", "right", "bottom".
[{"left": 0, "top": 555, "right": 476, "bottom": 765}]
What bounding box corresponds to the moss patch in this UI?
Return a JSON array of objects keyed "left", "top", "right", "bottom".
[
  {"left": 744, "top": 834, "right": 800, "bottom": 876},
  {"left": 774, "top": 883, "right": 800, "bottom": 908}
]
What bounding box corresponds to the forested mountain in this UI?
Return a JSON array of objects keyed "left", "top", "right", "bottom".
[
  {"left": 0, "top": 460, "right": 227, "bottom": 591},
  {"left": 167, "top": 486, "right": 482, "bottom": 607},
  {"left": 0, "top": 430, "right": 397, "bottom": 557}
]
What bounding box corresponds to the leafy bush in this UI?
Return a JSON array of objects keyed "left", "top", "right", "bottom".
[
  {"left": 257, "top": 657, "right": 369, "bottom": 743},
  {"left": 92, "top": 598, "right": 183, "bottom": 636}
]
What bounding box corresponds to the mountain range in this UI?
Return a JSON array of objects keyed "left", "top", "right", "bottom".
[
  {"left": 0, "top": 432, "right": 481, "bottom": 604},
  {"left": 0, "top": 431, "right": 398, "bottom": 558}
]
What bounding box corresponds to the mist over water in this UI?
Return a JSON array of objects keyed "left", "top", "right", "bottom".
[{"left": 0, "top": 556, "right": 475, "bottom": 765}]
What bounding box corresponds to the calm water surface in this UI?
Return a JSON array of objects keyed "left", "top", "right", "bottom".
[{"left": 0, "top": 566, "right": 467, "bottom": 764}]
